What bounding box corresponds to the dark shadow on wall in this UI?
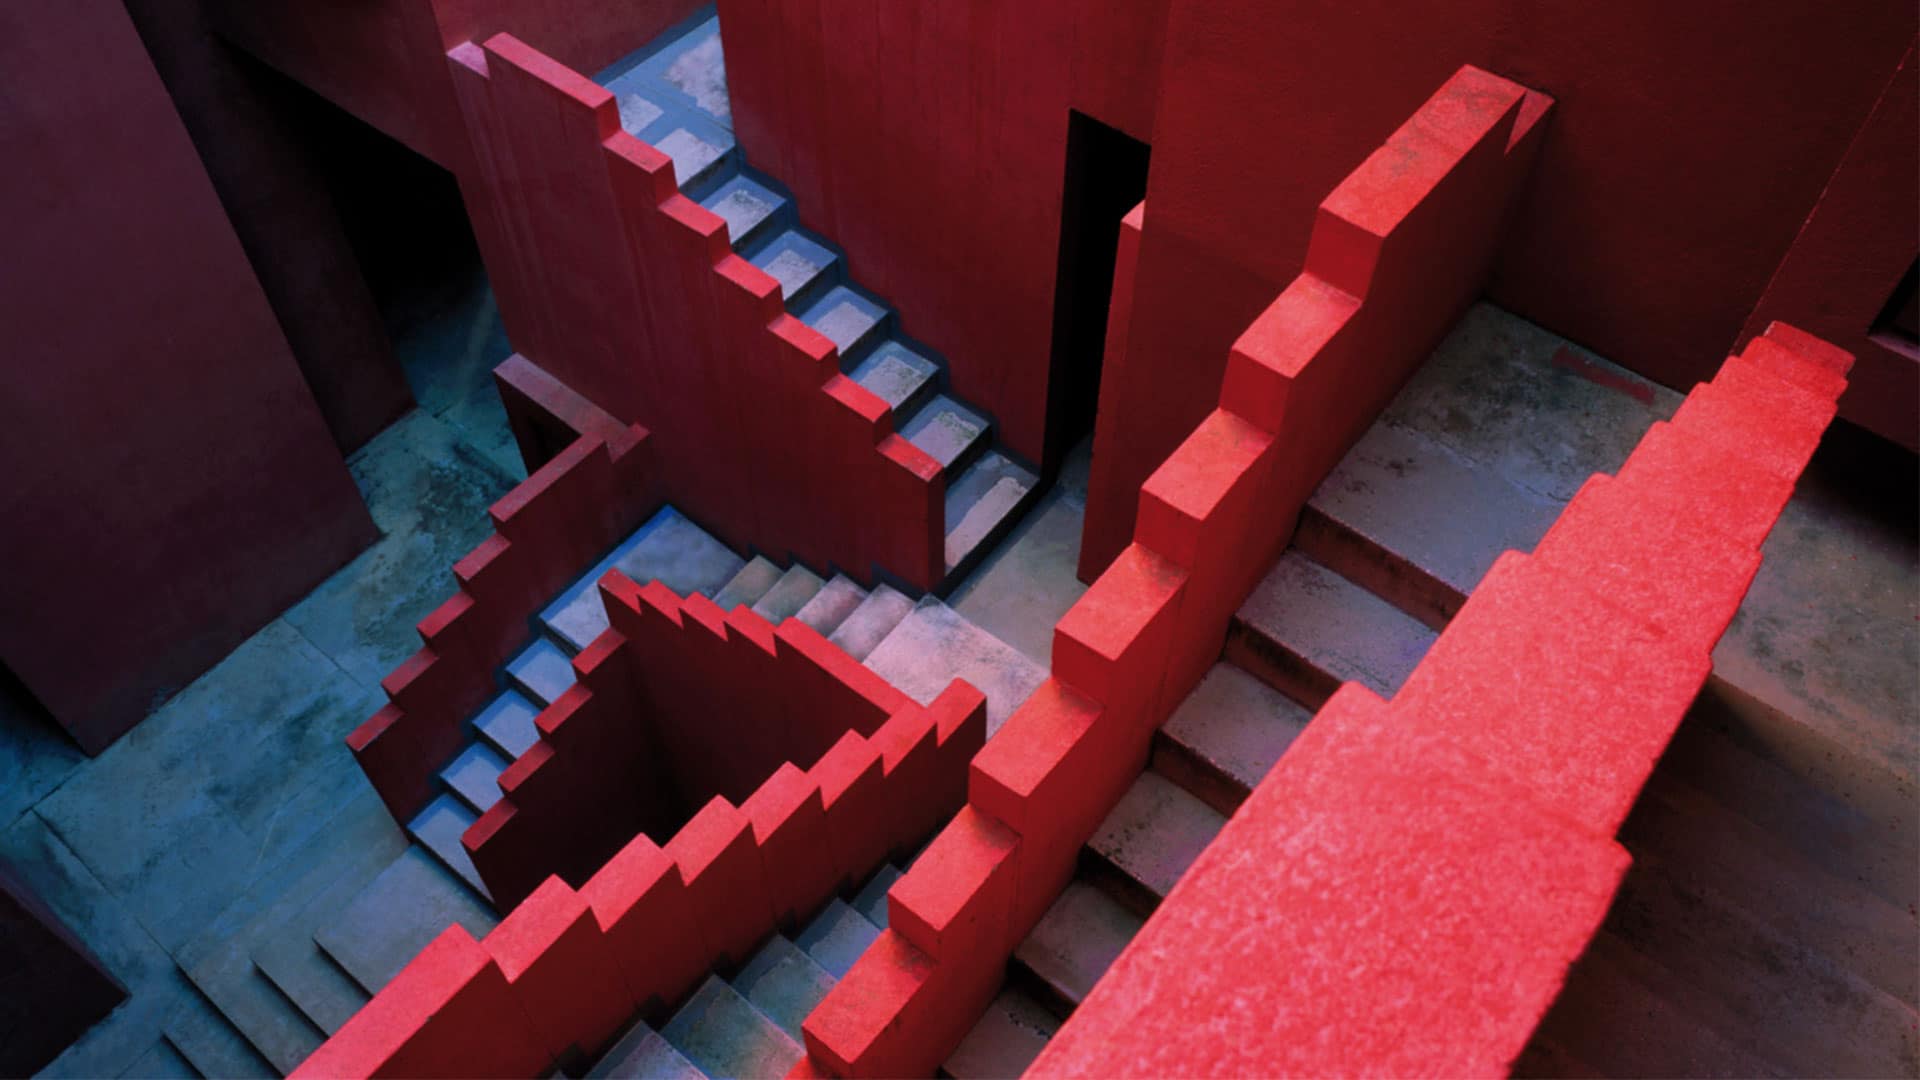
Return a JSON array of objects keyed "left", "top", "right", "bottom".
[{"left": 1044, "top": 110, "right": 1151, "bottom": 478}]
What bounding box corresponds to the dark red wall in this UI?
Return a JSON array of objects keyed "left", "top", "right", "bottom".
[{"left": 0, "top": 0, "right": 376, "bottom": 753}]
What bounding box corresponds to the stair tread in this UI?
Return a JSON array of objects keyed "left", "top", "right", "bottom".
[
  {"left": 173, "top": 949, "right": 314, "bottom": 1076},
  {"left": 943, "top": 988, "right": 1058, "bottom": 1080},
  {"left": 701, "top": 173, "right": 787, "bottom": 251},
  {"left": 801, "top": 285, "right": 889, "bottom": 360},
  {"left": 660, "top": 975, "right": 804, "bottom": 1079},
  {"left": 901, "top": 394, "right": 989, "bottom": 472},
  {"left": 750, "top": 564, "right": 826, "bottom": 624},
  {"left": 750, "top": 229, "right": 838, "bottom": 308},
  {"left": 161, "top": 993, "right": 278, "bottom": 1080},
  {"left": 732, "top": 935, "right": 836, "bottom": 1040},
  {"left": 540, "top": 506, "right": 746, "bottom": 652},
  {"left": 439, "top": 741, "right": 510, "bottom": 814},
  {"left": 1157, "top": 662, "right": 1312, "bottom": 813},
  {"left": 1229, "top": 548, "right": 1437, "bottom": 708},
  {"left": 850, "top": 340, "right": 938, "bottom": 414},
  {"left": 793, "top": 574, "right": 869, "bottom": 636},
  {"left": 407, "top": 794, "right": 491, "bottom": 901},
  {"left": 944, "top": 451, "right": 1039, "bottom": 577},
  {"left": 588, "top": 1021, "right": 705, "bottom": 1079},
  {"left": 473, "top": 689, "right": 543, "bottom": 761},
  {"left": 119, "top": 1038, "right": 199, "bottom": 1080},
  {"left": 827, "top": 584, "right": 915, "bottom": 661},
  {"left": 1086, "top": 772, "right": 1226, "bottom": 912},
  {"left": 314, "top": 847, "right": 498, "bottom": 996},
  {"left": 713, "top": 555, "right": 783, "bottom": 611},
  {"left": 1303, "top": 422, "right": 1560, "bottom": 623},
  {"left": 793, "top": 898, "right": 881, "bottom": 978},
  {"left": 254, "top": 935, "right": 369, "bottom": 1038},
  {"left": 851, "top": 864, "right": 901, "bottom": 929},
  {"left": 1013, "top": 881, "right": 1143, "bottom": 1015},
  {"left": 653, "top": 118, "right": 735, "bottom": 189},
  {"left": 864, "top": 597, "right": 1047, "bottom": 737},
  {"left": 505, "top": 637, "right": 578, "bottom": 708}
]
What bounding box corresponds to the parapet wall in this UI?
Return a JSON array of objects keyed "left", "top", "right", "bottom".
[
  {"left": 1028, "top": 322, "right": 1853, "bottom": 1077},
  {"left": 449, "top": 35, "right": 945, "bottom": 591},
  {"left": 795, "top": 65, "right": 1556, "bottom": 1077}
]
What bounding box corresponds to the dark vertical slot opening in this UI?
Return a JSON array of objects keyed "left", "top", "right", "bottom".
[
  {"left": 1043, "top": 111, "right": 1151, "bottom": 477},
  {"left": 1868, "top": 256, "right": 1919, "bottom": 351}
]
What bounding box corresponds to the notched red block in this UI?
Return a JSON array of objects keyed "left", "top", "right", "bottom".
[
  {"left": 887, "top": 807, "right": 1019, "bottom": 962},
  {"left": 1616, "top": 421, "right": 1795, "bottom": 550},
  {"left": 667, "top": 797, "right": 775, "bottom": 969},
  {"left": 742, "top": 763, "right": 837, "bottom": 930},
  {"left": 812, "top": 731, "right": 889, "bottom": 892},
  {"left": 484, "top": 878, "right": 633, "bottom": 1062},
  {"left": 1052, "top": 543, "right": 1186, "bottom": 713},
  {"left": 1760, "top": 321, "right": 1855, "bottom": 376},
  {"left": 1219, "top": 277, "right": 1359, "bottom": 431},
  {"left": 1135, "top": 409, "right": 1275, "bottom": 566},
  {"left": 1671, "top": 381, "right": 1826, "bottom": 482},
  {"left": 580, "top": 833, "right": 705, "bottom": 1016},
  {"left": 1740, "top": 335, "right": 1849, "bottom": 403},
  {"left": 801, "top": 930, "right": 936, "bottom": 1079}
]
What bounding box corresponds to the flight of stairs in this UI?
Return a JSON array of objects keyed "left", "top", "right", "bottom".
[
  {"left": 586, "top": 864, "right": 904, "bottom": 1078},
  {"left": 594, "top": 9, "right": 1041, "bottom": 590}
]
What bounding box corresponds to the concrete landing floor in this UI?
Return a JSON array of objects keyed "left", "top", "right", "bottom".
[
  {"left": 949, "top": 437, "right": 1092, "bottom": 666},
  {"left": 0, "top": 286, "right": 521, "bottom": 1077}
]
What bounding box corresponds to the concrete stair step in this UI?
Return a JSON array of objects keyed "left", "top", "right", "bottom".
[
  {"left": 178, "top": 945, "right": 320, "bottom": 1076},
  {"left": 749, "top": 229, "right": 840, "bottom": 312},
  {"left": 826, "top": 584, "right": 915, "bottom": 661},
  {"left": 1153, "top": 662, "right": 1312, "bottom": 816},
  {"left": 793, "top": 574, "right": 868, "bottom": 636},
  {"left": 941, "top": 987, "right": 1058, "bottom": 1080},
  {"left": 314, "top": 847, "right": 498, "bottom": 996},
  {"left": 254, "top": 936, "right": 369, "bottom": 1038},
  {"left": 850, "top": 864, "right": 901, "bottom": 929},
  {"left": 472, "top": 688, "right": 543, "bottom": 761},
  {"left": 406, "top": 794, "right": 492, "bottom": 901},
  {"left": 849, "top": 340, "right": 939, "bottom": 419},
  {"left": 700, "top": 172, "right": 790, "bottom": 253},
  {"left": 750, "top": 564, "right": 825, "bottom": 625},
  {"left": 712, "top": 555, "right": 783, "bottom": 612},
  {"left": 1083, "top": 772, "right": 1226, "bottom": 918},
  {"left": 1011, "top": 881, "right": 1143, "bottom": 1019},
  {"left": 1625, "top": 765, "right": 1919, "bottom": 1006},
  {"left": 864, "top": 596, "right": 1048, "bottom": 737},
  {"left": 1225, "top": 548, "right": 1437, "bottom": 710},
  {"left": 540, "top": 506, "right": 746, "bottom": 652},
  {"left": 118, "top": 1037, "right": 200, "bottom": 1079},
  {"left": 659, "top": 975, "right": 804, "bottom": 1079},
  {"left": 587, "top": 1020, "right": 706, "bottom": 1079},
  {"left": 793, "top": 898, "right": 880, "bottom": 979},
  {"left": 650, "top": 116, "right": 737, "bottom": 191},
  {"left": 161, "top": 992, "right": 278, "bottom": 1080},
  {"left": 900, "top": 394, "right": 990, "bottom": 475},
  {"left": 943, "top": 450, "right": 1039, "bottom": 582},
  {"left": 505, "top": 637, "right": 577, "bottom": 708},
  {"left": 731, "top": 935, "right": 836, "bottom": 1040},
  {"left": 1597, "top": 857, "right": 1917, "bottom": 1077},
  {"left": 438, "top": 740, "right": 510, "bottom": 814},
  {"left": 801, "top": 284, "right": 891, "bottom": 365},
  {"left": 1297, "top": 422, "right": 1562, "bottom": 631}
]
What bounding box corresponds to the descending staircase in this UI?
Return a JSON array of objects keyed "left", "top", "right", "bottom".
[
  {"left": 587, "top": 864, "right": 905, "bottom": 1078},
  {"left": 593, "top": 9, "right": 1042, "bottom": 590}
]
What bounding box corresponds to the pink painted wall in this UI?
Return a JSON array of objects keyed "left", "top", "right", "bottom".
[{"left": 0, "top": 0, "right": 376, "bottom": 753}]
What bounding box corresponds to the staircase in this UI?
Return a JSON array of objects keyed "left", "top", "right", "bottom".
[
  {"left": 586, "top": 863, "right": 905, "bottom": 1078},
  {"left": 594, "top": 8, "right": 1041, "bottom": 590}
]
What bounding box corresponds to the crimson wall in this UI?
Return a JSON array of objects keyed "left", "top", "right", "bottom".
[{"left": 0, "top": 0, "right": 376, "bottom": 753}]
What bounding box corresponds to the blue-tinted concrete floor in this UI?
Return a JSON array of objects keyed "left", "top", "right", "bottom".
[{"left": 0, "top": 282, "right": 522, "bottom": 1077}]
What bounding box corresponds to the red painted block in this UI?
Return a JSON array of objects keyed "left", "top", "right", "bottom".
[
  {"left": 1712, "top": 354, "right": 1839, "bottom": 433},
  {"left": 742, "top": 763, "right": 838, "bottom": 931},
  {"left": 1671, "top": 381, "right": 1828, "bottom": 483},
  {"left": 801, "top": 930, "right": 936, "bottom": 1080},
  {"left": 1030, "top": 683, "right": 1627, "bottom": 1079},
  {"left": 886, "top": 807, "right": 1018, "bottom": 964},
  {"left": 969, "top": 679, "right": 1138, "bottom": 939},
  {"left": 866, "top": 705, "right": 940, "bottom": 857},
  {"left": 1309, "top": 125, "right": 1463, "bottom": 299},
  {"left": 667, "top": 797, "right": 775, "bottom": 970},
  {"left": 1393, "top": 552, "right": 1711, "bottom": 835},
  {"left": 293, "top": 926, "right": 549, "bottom": 1079},
  {"left": 1740, "top": 335, "right": 1850, "bottom": 404},
  {"left": 1760, "top": 321, "right": 1856, "bottom": 377},
  {"left": 775, "top": 619, "right": 906, "bottom": 742},
  {"left": 1533, "top": 474, "right": 1763, "bottom": 652},
  {"left": 484, "top": 878, "right": 633, "bottom": 1063},
  {"left": 1052, "top": 542, "right": 1187, "bottom": 741},
  {"left": 1615, "top": 422, "right": 1796, "bottom": 550},
  {"left": 1217, "top": 276, "right": 1361, "bottom": 433},
  {"left": 812, "top": 731, "right": 889, "bottom": 893},
  {"left": 923, "top": 681, "right": 988, "bottom": 823},
  {"left": 580, "top": 832, "right": 706, "bottom": 1016}
]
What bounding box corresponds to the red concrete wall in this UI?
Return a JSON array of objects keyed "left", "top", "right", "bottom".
[
  {"left": 448, "top": 36, "right": 945, "bottom": 589},
  {"left": 1028, "top": 323, "right": 1851, "bottom": 1077},
  {"left": 1739, "top": 44, "right": 1918, "bottom": 451},
  {"left": 0, "top": 0, "right": 377, "bottom": 755},
  {"left": 206, "top": 0, "right": 699, "bottom": 168},
  {"left": 716, "top": 0, "right": 1171, "bottom": 469},
  {"left": 1083, "top": 0, "right": 1914, "bottom": 571},
  {"left": 798, "top": 69, "right": 1553, "bottom": 1077}
]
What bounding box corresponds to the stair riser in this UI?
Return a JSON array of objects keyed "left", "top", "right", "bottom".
[
  {"left": 1007, "top": 957, "right": 1081, "bottom": 1023},
  {"left": 941, "top": 481, "right": 1040, "bottom": 591},
  {"left": 1077, "top": 847, "right": 1160, "bottom": 922},
  {"left": 1148, "top": 732, "right": 1248, "bottom": 818},
  {"left": 1222, "top": 623, "right": 1338, "bottom": 712},
  {"left": 1293, "top": 505, "right": 1459, "bottom": 632}
]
